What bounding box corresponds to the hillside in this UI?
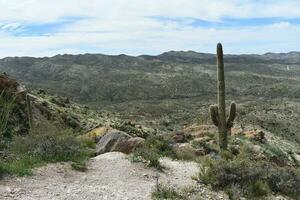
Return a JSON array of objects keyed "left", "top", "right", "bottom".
[
  {"left": 0, "top": 50, "right": 300, "bottom": 200},
  {"left": 0, "top": 51, "right": 300, "bottom": 104},
  {"left": 0, "top": 51, "right": 299, "bottom": 143}
]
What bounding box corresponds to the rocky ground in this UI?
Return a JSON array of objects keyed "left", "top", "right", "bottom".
[{"left": 0, "top": 152, "right": 228, "bottom": 200}]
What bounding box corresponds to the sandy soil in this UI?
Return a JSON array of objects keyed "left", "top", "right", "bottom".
[{"left": 0, "top": 152, "right": 227, "bottom": 200}]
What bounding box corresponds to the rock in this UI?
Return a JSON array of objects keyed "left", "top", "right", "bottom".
[
  {"left": 252, "top": 144, "right": 262, "bottom": 153},
  {"left": 231, "top": 127, "right": 243, "bottom": 135},
  {"left": 193, "top": 136, "right": 211, "bottom": 143},
  {"left": 111, "top": 121, "right": 151, "bottom": 138},
  {"left": 0, "top": 73, "right": 27, "bottom": 100},
  {"left": 85, "top": 126, "right": 114, "bottom": 142},
  {"left": 250, "top": 144, "right": 267, "bottom": 160},
  {"left": 96, "top": 130, "right": 144, "bottom": 155},
  {"left": 0, "top": 73, "right": 19, "bottom": 92},
  {"left": 182, "top": 125, "right": 217, "bottom": 139},
  {"left": 172, "top": 131, "right": 185, "bottom": 143},
  {"left": 173, "top": 143, "right": 206, "bottom": 157},
  {"left": 96, "top": 131, "right": 130, "bottom": 154},
  {"left": 292, "top": 153, "right": 300, "bottom": 165},
  {"left": 244, "top": 129, "right": 266, "bottom": 143},
  {"left": 113, "top": 137, "right": 145, "bottom": 154}
]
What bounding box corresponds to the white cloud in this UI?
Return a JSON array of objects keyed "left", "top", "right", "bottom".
[
  {"left": 0, "top": 22, "right": 21, "bottom": 30},
  {"left": 1, "top": 0, "right": 300, "bottom": 22},
  {"left": 0, "top": 0, "right": 299, "bottom": 57},
  {"left": 269, "top": 21, "right": 291, "bottom": 29}
]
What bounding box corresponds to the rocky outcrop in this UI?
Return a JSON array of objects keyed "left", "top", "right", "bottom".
[
  {"left": 84, "top": 126, "right": 114, "bottom": 142},
  {"left": 182, "top": 125, "right": 217, "bottom": 139},
  {"left": 96, "top": 130, "right": 144, "bottom": 155},
  {"left": 0, "top": 74, "right": 19, "bottom": 92},
  {"left": 173, "top": 143, "right": 206, "bottom": 157},
  {"left": 231, "top": 126, "right": 266, "bottom": 143},
  {"left": 111, "top": 121, "right": 153, "bottom": 138},
  {"left": 0, "top": 73, "right": 27, "bottom": 98},
  {"left": 172, "top": 131, "right": 186, "bottom": 143}
]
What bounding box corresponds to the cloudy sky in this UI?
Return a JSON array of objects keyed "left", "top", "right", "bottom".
[{"left": 0, "top": 0, "right": 299, "bottom": 57}]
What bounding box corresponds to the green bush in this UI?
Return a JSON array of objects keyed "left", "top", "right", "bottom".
[
  {"left": 151, "top": 184, "right": 182, "bottom": 199},
  {"left": 11, "top": 130, "right": 87, "bottom": 162},
  {"left": 0, "top": 90, "right": 16, "bottom": 139},
  {"left": 267, "top": 166, "right": 300, "bottom": 198},
  {"left": 132, "top": 147, "right": 161, "bottom": 168},
  {"left": 71, "top": 161, "right": 87, "bottom": 172},
  {"left": 132, "top": 134, "right": 174, "bottom": 169},
  {"left": 0, "top": 163, "right": 8, "bottom": 178},
  {"left": 199, "top": 147, "right": 300, "bottom": 199},
  {"left": 0, "top": 155, "right": 43, "bottom": 176},
  {"left": 248, "top": 180, "right": 270, "bottom": 198},
  {"left": 263, "top": 143, "right": 289, "bottom": 165},
  {"left": 0, "top": 121, "right": 94, "bottom": 177}
]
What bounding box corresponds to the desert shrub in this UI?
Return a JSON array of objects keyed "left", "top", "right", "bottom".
[
  {"left": 0, "top": 163, "right": 8, "bottom": 178},
  {"left": 248, "top": 180, "right": 270, "bottom": 198},
  {"left": 151, "top": 184, "right": 182, "bottom": 199},
  {"left": 132, "top": 147, "right": 161, "bottom": 168},
  {"left": 0, "top": 155, "right": 43, "bottom": 176},
  {"left": 199, "top": 146, "right": 300, "bottom": 199},
  {"left": 71, "top": 161, "right": 87, "bottom": 172},
  {"left": 263, "top": 143, "right": 289, "bottom": 165},
  {"left": 143, "top": 135, "right": 174, "bottom": 156},
  {"left": 132, "top": 134, "right": 175, "bottom": 168},
  {"left": 173, "top": 146, "right": 199, "bottom": 161},
  {"left": 267, "top": 166, "right": 300, "bottom": 198},
  {"left": 191, "top": 138, "right": 219, "bottom": 154},
  {"left": 11, "top": 129, "right": 87, "bottom": 162},
  {"left": 0, "top": 90, "right": 16, "bottom": 139},
  {"left": 0, "top": 121, "right": 94, "bottom": 176}
]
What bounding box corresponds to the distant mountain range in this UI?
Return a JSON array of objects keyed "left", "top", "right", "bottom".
[{"left": 0, "top": 50, "right": 299, "bottom": 105}]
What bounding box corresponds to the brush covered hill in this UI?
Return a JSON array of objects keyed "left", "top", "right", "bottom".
[
  {"left": 0, "top": 51, "right": 299, "bottom": 143},
  {"left": 0, "top": 51, "right": 299, "bottom": 104},
  {"left": 0, "top": 53, "right": 300, "bottom": 199}
]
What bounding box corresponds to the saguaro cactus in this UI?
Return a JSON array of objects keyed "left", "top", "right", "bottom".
[
  {"left": 210, "top": 43, "right": 236, "bottom": 150},
  {"left": 26, "top": 93, "right": 35, "bottom": 131}
]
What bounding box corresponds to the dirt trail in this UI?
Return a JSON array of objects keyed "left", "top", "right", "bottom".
[{"left": 0, "top": 152, "right": 226, "bottom": 200}]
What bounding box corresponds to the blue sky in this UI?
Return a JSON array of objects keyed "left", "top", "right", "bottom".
[{"left": 0, "top": 0, "right": 299, "bottom": 57}]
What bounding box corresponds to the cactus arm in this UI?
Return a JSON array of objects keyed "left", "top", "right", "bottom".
[
  {"left": 210, "top": 105, "right": 219, "bottom": 126},
  {"left": 226, "top": 102, "right": 236, "bottom": 128}
]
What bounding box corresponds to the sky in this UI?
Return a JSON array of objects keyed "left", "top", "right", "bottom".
[{"left": 0, "top": 0, "right": 300, "bottom": 57}]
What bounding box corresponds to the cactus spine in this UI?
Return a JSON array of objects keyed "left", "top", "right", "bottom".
[{"left": 210, "top": 43, "right": 236, "bottom": 150}]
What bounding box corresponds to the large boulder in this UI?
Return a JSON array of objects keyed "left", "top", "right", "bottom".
[
  {"left": 0, "top": 73, "right": 27, "bottom": 100},
  {"left": 0, "top": 73, "right": 19, "bottom": 92},
  {"left": 96, "top": 130, "right": 144, "bottom": 155},
  {"left": 84, "top": 126, "right": 114, "bottom": 142},
  {"left": 172, "top": 143, "right": 207, "bottom": 159}
]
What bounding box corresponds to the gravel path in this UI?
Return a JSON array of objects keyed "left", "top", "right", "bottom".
[{"left": 0, "top": 152, "right": 227, "bottom": 200}]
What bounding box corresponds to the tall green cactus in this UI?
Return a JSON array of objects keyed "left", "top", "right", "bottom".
[
  {"left": 26, "top": 94, "right": 34, "bottom": 131},
  {"left": 210, "top": 43, "right": 236, "bottom": 150}
]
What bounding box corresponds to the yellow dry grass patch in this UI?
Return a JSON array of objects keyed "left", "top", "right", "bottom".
[{"left": 83, "top": 126, "right": 115, "bottom": 141}]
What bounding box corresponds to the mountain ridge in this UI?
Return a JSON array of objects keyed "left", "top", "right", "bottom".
[{"left": 1, "top": 50, "right": 300, "bottom": 60}]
